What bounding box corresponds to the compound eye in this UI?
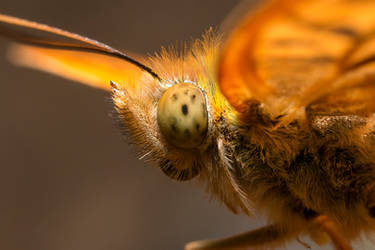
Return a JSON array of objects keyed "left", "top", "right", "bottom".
[{"left": 157, "top": 83, "right": 208, "bottom": 149}]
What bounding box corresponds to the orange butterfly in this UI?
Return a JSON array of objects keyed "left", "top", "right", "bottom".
[{"left": 2, "top": 0, "right": 375, "bottom": 249}]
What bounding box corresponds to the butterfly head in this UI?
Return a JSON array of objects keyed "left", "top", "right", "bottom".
[
  {"left": 109, "top": 32, "right": 251, "bottom": 214},
  {"left": 109, "top": 32, "right": 238, "bottom": 184},
  {"left": 111, "top": 75, "right": 216, "bottom": 181}
]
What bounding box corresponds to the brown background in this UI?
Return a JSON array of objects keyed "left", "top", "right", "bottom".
[{"left": 0, "top": 0, "right": 369, "bottom": 249}]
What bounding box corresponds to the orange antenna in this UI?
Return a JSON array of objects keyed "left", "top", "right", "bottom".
[{"left": 0, "top": 13, "right": 162, "bottom": 81}]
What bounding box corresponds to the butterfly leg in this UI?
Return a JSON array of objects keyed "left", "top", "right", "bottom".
[
  {"left": 184, "top": 223, "right": 292, "bottom": 250},
  {"left": 312, "top": 215, "right": 352, "bottom": 250}
]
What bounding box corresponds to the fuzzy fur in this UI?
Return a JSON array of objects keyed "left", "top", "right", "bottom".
[{"left": 110, "top": 27, "right": 375, "bottom": 249}]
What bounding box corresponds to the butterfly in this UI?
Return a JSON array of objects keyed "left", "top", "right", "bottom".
[{"left": 2, "top": 0, "right": 375, "bottom": 249}]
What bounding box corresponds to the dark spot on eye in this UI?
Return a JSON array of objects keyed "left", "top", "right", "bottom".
[
  {"left": 182, "top": 104, "right": 188, "bottom": 115},
  {"left": 369, "top": 207, "right": 375, "bottom": 218},
  {"left": 191, "top": 94, "right": 196, "bottom": 103},
  {"left": 196, "top": 123, "right": 200, "bottom": 131},
  {"left": 171, "top": 124, "right": 178, "bottom": 133},
  {"left": 172, "top": 94, "right": 178, "bottom": 101},
  {"left": 184, "top": 129, "right": 191, "bottom": 137}
]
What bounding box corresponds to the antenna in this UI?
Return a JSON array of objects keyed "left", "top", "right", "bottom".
[{"left": 0, "top": 13, "right": 162, "bottom": 81}]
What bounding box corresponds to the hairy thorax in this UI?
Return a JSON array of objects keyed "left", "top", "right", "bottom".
[{"left": 209, "top": 109, "right": 375, "bottom": 240}]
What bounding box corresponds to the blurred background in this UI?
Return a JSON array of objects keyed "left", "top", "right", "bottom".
[{"left": 0, "top": 0, "right": 373, "bottom": 250}]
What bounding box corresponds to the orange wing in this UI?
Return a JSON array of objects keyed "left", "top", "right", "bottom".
[
  {"left": 8, "top": 44, "right": 144, "bottom": 91},
  {"left": 219, "top": 0, "right": 375, "bottom": 120}
]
